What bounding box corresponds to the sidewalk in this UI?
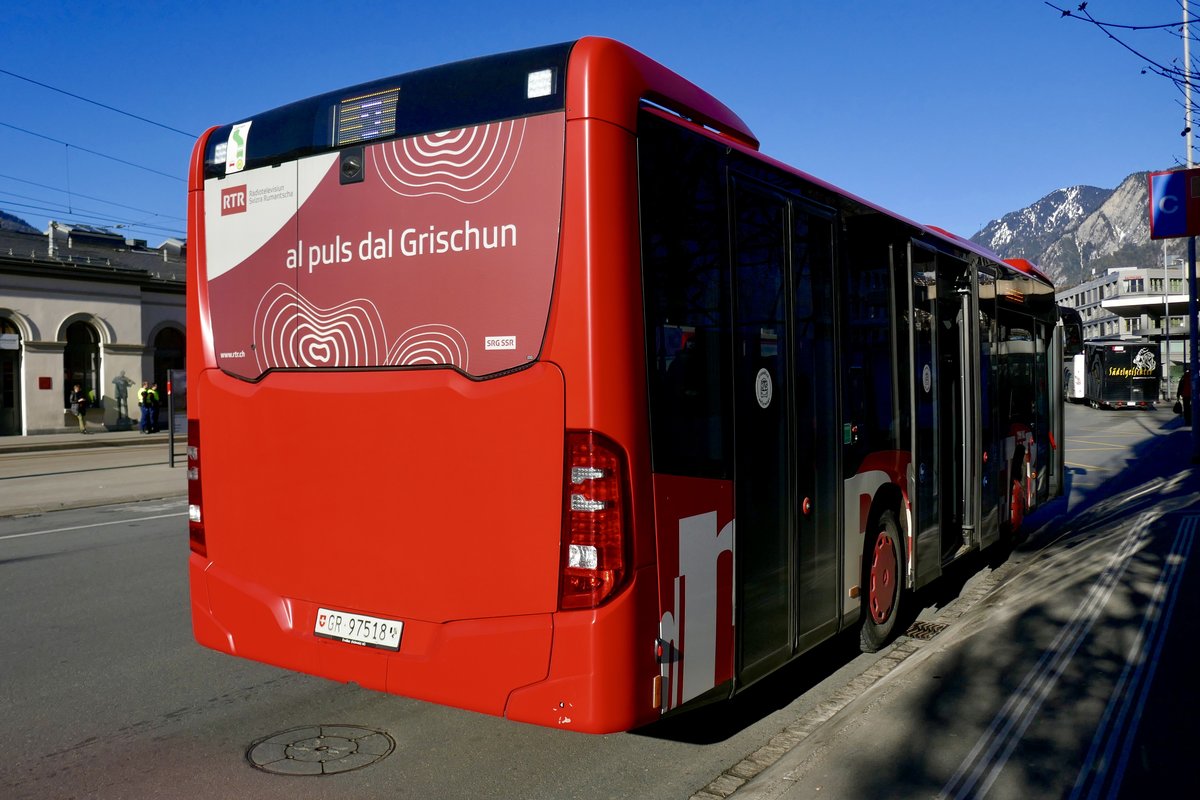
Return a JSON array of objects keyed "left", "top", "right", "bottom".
[
  {"left": 0, "top": 426, "right": 187, "bottom": 517},
  {"left": 0, "top": 425, "right": 179, "bottom": 455},
  {"left": 715, "top": 410, "right": 1199, "bottom": 799}
]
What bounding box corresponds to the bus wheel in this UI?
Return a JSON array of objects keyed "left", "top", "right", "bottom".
[{"left": 860, "top": 511, "right": 903, "bottom": 653}]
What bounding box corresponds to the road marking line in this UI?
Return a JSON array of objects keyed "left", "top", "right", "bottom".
[
  {"left": 1065, "top": 460, "right": 1112, "bottom": 471},
  {"left": 0, "top": 512, "right": 186, "bottom": 542}
]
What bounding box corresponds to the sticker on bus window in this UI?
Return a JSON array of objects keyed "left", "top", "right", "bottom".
[
  {"left": 485, "top": 336, "right": 517, "bottom": 351},
  {"left": 755, "top": 368, "right": 773, "bottom": 409},
  {"left": 226, "top": 122, "right": 252, "bottom": 174}
]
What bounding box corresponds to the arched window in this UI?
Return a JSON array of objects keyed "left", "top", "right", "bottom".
[
  {"left": 153, "top": 327, "right": 185, "bottom": 388},
  {"left": 64, "top": 321, "right": 100, "bottom": 406},
  {"left": 0, "top": 318, "right": 19, "bottom": 435}
]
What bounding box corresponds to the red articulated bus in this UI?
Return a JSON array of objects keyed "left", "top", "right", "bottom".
[{"left": 186, "top": 37, "right": 1064, "bottom": 733}]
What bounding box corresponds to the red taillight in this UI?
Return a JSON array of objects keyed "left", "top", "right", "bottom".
[
  {"left": 187, "top": 418, "right": 206, "bottom": 558},
  {"left": 560, "top": 431, "right": 629, "bottom": 610}
]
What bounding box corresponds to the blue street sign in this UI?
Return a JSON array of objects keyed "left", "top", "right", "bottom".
[{"left": 1150, "top": 168, "right": 1200, "bottom": 239}]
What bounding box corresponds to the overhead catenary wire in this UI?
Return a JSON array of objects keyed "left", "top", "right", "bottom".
[
  {"left": 0, "top": 67, "right": 195, "bottom": 138},
  {"left": 0, "top": 64, "right": 193, "bottom": 239},
  {"left": 0, "top": 198, "right": 185, "bottom": 238},
  {"left": 0, "top": 120, "right": 184, "bottom": 182},
  {"left": 0, "top": 172, "right": 186, "bottom": 222},
  {"left": 0, "top": 191, "right": 185, "bottom": 237}
]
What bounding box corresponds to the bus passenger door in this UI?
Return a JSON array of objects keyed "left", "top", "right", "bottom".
[
  {"left": 908, "top": 243, "right": 973, "bottom": 584},
  {"left": 907, "top": 244, "right": 941, "bottom": 587},
  {"left": 732, "top": 179, "right": 793, "bottom": 683},
  {"left": 731, "top": 179, "right": 840, "bottom": 683},
  {"left": 1048, "top": 318, "right": 1065, "bottom": 497},
  {"left": 791, "top": 205, "right": 839, "bottom": 651}
]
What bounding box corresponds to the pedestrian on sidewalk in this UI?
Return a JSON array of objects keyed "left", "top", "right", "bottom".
[
  {"left": 69, "top": 384, "right": 88, "bottom": 433},
  {"left": 149, "top": 382, "right": 161, "bottom": 433},
  {"left": 137, "top": 381, "right": 152, "bottom": 434},
  {"left": 1182, "top": 369, "right": 1192, "bottom": 426}
]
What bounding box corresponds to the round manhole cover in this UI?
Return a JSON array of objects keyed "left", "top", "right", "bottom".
[{"left": 247, "top": 725, "right": 395, "bottom": 776}]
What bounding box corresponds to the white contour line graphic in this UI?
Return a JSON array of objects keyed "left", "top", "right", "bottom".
[
  {"left": 251, "top": 283, "right": 386, "bottom": 371},
  {"left": 386, "top": 324, "right": 470, "bottom": 370},
  {"left": 398, "top": 125, "right": 500, "bottom": 177},
  {"left": 370, "top": 119, "right": 526, "bottom": 205},
  {"left": 377, "top": 123, "right": 512, "bottom": 192},
  {"left": 409, "top": 127, "right": 479, "bottom": 159}
]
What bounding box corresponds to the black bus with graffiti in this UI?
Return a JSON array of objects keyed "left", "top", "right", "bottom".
[{"left": 1084, "top": 338, "right": 1160, "bottom": 409}]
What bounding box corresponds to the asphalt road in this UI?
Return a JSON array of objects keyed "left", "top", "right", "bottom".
[
  {"left": 0, "top": 405, "right": 1195, "bottom": 799},
  {"left": 0, "top": 500, "right": 884, "bottom": 799}
]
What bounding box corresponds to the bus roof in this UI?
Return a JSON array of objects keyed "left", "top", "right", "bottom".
[
  {"left": 191, "top": 35, "right": 1050, "bottom": 291},
  {"left": 563, "top": 37, "right": 758, "bottom": 149},
  {"left": 195, "top": 37, "right": 759, "bottom": 186}
]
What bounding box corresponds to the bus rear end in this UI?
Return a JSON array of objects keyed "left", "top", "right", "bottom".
[
  {"left": 1084, "top": 341, "right": 1160, "bottom": 408},
  {"left": 186, "top": 41, "right": 658, "bottom": 732}
]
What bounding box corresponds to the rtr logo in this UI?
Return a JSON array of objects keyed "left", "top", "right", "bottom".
[{"left": 221, "top": 185, "right": 247, "bottom": 215}]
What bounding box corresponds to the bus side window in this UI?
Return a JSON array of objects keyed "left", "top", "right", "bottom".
[
  {"left": 661, "top": 329, "right": 723, "bottom": 466},
  {"left": 639, "top": 112, "right": 732, "bottom": 480}
]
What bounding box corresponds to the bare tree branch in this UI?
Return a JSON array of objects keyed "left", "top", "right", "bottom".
[{"left": 1047, "top": 1, "right": 1200, "bottom": 160}]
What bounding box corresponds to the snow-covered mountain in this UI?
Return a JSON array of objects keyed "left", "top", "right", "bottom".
[
  {"left": 970, "top": 172, "right": 1184, "bottom": 288},
  {"left": 973, "top": 185, "right": 1110, "bottom": 259}
]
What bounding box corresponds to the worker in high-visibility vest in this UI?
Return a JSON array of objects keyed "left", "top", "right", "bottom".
[
  {"left": 148, "top": 383, "right": 162, "bottom": 433},
  {"left": 137, "top": 381, "right": 152, "bottom": 434}
]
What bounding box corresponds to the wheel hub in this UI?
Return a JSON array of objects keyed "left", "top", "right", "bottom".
[{"left": 869, "top": 534, "right": 897, "bottom": 623}]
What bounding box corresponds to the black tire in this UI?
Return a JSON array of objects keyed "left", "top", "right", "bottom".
[{"left": 860, "top": 510, "right": 904, "bottom": 653}]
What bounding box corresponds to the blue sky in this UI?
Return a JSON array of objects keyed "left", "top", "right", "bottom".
[{"left": 0, "top": 1, "right": 1189, "bottom": 244}]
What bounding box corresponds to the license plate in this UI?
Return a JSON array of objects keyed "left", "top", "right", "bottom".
[{"left": 314, "top": 607, "right": 403, "bottom": 651}]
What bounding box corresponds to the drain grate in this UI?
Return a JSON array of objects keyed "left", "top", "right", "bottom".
[
  {"left": 247, "top": 725, "right": 395, "bottom": 776},
  {"left": 905, "top": 620, "right": 950, "bottom": 641}
]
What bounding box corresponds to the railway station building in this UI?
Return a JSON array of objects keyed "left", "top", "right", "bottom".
[{"left": 0, "top": 222, "right": 185, "bottom": 436}]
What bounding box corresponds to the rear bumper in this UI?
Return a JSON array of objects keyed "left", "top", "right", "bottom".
[
  {"left": 191, "top": 556, "right": 551, "bottom": 716},
  {"left": 190, "top": 556, "right": 660, "bottom": 732}
]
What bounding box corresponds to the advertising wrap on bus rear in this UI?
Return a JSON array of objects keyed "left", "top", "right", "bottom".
[
  {"left": 190, "top": 37, "right": 1063, "bottom": 734},
  {"left": 202, "top": 112, "right": 565, "bottom": 380}
]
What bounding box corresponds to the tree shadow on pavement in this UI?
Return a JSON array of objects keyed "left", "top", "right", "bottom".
[{"left": 834, "top": 414, "right": 1200, "bottom": 798}]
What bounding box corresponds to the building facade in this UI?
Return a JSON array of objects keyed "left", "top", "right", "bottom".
[
  {"left": 0, "top": 222, "right": 185, "bottom": 435},
  {"left": 1056, "top": 263, "right": 1192, "bottom": 398}
]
